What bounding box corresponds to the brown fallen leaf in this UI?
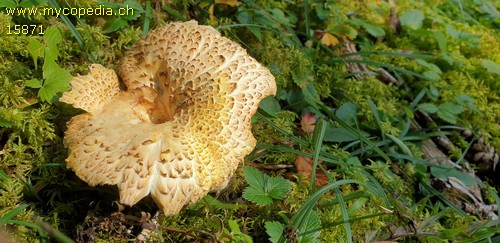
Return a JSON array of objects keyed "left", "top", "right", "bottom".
[{"left": 294, "top": 155, "right": 329, "bottom": 187}]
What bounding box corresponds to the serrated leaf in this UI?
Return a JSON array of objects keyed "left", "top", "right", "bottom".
[
  {"left": 481, "top": 59, "right": 500, "bottom": 75},
  {"left": 266, "top": 177, "right": 291, "bottom": 200},
  {"left": 243, "top": 166, "right": 291, "bottom": 206},
  {"left": 296, "top": 210, "right": 321, "bottom": 242},
  {"left": 361, "top": 22, "right": 385, "bottom": 37},
  {"left": 43, "top": 27, "right": 62, "bottom": 45},
  {"left": 243, "top": 166, "right": 266, "bottom": 189},
  {"left": 418, "top": 103, "right": 438, "bottom": 113},
  {"left": 25, "top": 79, "right": 43, "bottom": 88},
  {"left": 27, "top": 39, "right": 44, "bottom": 69},
  {"left": 243, "top": 187, "right": 273, "bottom": 206},
  {"left": 400, "top": 10, "right": 425, "bottom": 30},
  {"left": 437, "top": 109, "right": 458, "bottom": 124},
  {"left": 439, "top": 103, "right": 464, "bottom": 115},
  {"left": 455, "top": 94, "right": 479, "bottom": 113},
  {"left": 44, "top": 44, "right": 59, "bottom": 64},
  {"left": 39, "top": 61, "right": 71, "bottom": 102},
  {"left": 265, "top": 221, "right": 285, "bottom": 243}
]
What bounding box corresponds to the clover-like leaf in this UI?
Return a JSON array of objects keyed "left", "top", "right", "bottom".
[
  {"left": 242, "top": 166, "right": 291, "bottom": 206},
  {"left": 39, "top": 61, "right": 71, "bottom": 102}
]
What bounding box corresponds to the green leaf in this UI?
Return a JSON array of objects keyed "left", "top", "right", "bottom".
[
  {"left": 481, "top": 59, "right": 500, "bottom": 75},
  {"left": 271, "top": 8, "right": 290, "bottom": 25},
  {"left": 436, "top": 110, "right": 457, "bottom": 124},
  {"left": 296, "top": 210, "right": 321, "bottom": 242},
  {"left": 416, "top": 59, "right": 442, "bottom": 81},
  {"left": 237, "top": 10, "right": 262, "bottom": 41},
  {"left": 259, "top": 96, "right": 281, "bottom": 116},
  {"left": 243, "top": 187, "right": 273, "bottom": 206},
  {"left": 39, "top": 61, "right": 72, "bottom": 102},
  {"left": 302, "top": 85, "right": 320, "bottom": 109},
  {"left": 328, "top": 24, "right": 358, "bottom": 39},
  {"left": 0, "top": 0, "right": 17, "bottom": 8},
  {"left": 25, "top": 79, "right": 43, "bottom": 88},
  {"left": 242, "top": 166, "right": 291, "bottom": 206},
  {"left": 436, "top": 103, "right": 464, "bottom": 124},
  {"left": 430, "top": 166, "right": 477, "bottom": 186},
  {"left": 400, "top": 10, "right": 425, "bottom": 30},
  {"left": 266, "top": 177, "right": 292, "bottom": 200},
  {"left": 103, "top": 18, "right": 128, "bottom": 34},
  {"left": 324, "top": 127, "right": 361, "bottom": 143},
  {"left": 445, "top": 25, "right": 480, "bottom": 42},
  {"left": 243, "top": 166, "right": 266, "bottom": 189},
  {"left": 455, "top": 94, "right": 479, "bottom": 113},
  {"left": 315, "top": 4, "right": 329, "bottom": 20},
  {"left": 336, "top": 102, "right": 357, "bottom": 126},
  {"left": 418, "top": 103, "right": 438, "bottom": 113},
  {"left": 265, "top": 221, "right": 285, "bottom": 243},
  {"left": 43, "top": 27, "right": 62, "bottom": 45},
  {"left": 122, "top": 0, "right": 144, "bottom": 20},
  {"left": 428, "top": 85, "right": 439, "bottom": 99},
  {"left": 433, "top": 31, "right": 453, "bottom": 64},
  {"left": 27, "top": 39, "right": 44, "bottom": 69},
  {"left": 44, "top": 44, "right": 60, "bottom": 64},
  {"left": 361, "top": 22, "right": 385, "bottom": 37},
  {"left": 438, "top": 103, "right": 464, "bottom": 115}
]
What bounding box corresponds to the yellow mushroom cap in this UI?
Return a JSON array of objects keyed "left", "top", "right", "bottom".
[{"left": 60, "top": 21, "right": 276, "bottom": 215}]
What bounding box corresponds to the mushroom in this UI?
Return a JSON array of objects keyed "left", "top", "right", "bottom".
[{"left": 60, "top": 20, "right": 276, "bottom": 215}]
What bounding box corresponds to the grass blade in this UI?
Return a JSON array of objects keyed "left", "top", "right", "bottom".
[
  {"left": 310, "top": 118, "right": 327, "bottom": 192},
  {"left": 163, "top": 5, "right": 186, "bottom": 21},
  {"left": 142, "top": 0, "right": 152, "bottom": 37},
  {"left": 0, "top": 204, "right": 30, "bottom": 225},
  {"left": 367, "top": 98, "right": 384, "bottom": 140}
]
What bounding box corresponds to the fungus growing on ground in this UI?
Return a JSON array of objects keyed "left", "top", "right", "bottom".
[{"left": 60, "top": 21, "right": 276, "bottom": 215}]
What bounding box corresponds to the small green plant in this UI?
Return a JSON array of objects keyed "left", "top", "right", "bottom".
[
  {"left": 25, "top": 27, "right": 71, "bottom": 102},
  {"left": 242, "top": 166, "right": 291, "bottom": 206}
]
